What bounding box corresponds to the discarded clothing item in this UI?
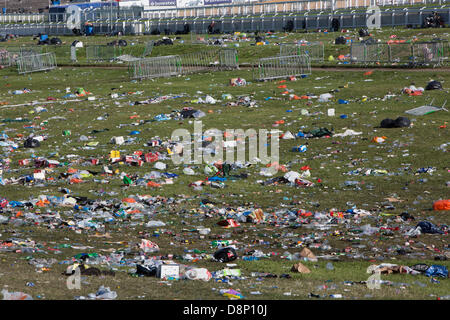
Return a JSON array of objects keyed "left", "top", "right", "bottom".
[
  {"left": 394, "top": 116, "right": 411, "bottom": 128},
  {"left": 65, "top": 264, "right": 115, "bottom": 277},
  {"left": 180, "top": 109, "right": 205, "bottom": 119},
  {"left": 367, "top": 264, "right": 420, "bottom": 275},
  {"left": 50, "top": 37, "right": 62, "bottom": 45},
  {"left": 136, "top": 264, "right": 157, "bottom": 277},
  {"left": 214, "top": 247, "right": 237, "bottom": 263},
  {"left": 380, "top": 119, "right": 396, "bottom": 128},
  {"left": 380, "top": 117, "right": 411, "bottom": 128},
  {"left": 425, "top": 80, "right": 442, "bottom": 90},
  {"left": 361, "top": 37, "right": 376, "bottom": 45},
  {"left": 217, "top": 219, "right": 240, "bottom": 228},
  {"left": 359, "top": 28, "right": 370, "bottom": 37},
  {"left": 335, "top": 36, "right": 346, "bottom": 45},
  {"left": 410, "top": 264, "right": 429, "bottom": 273},
  {"left": 230, "top": 78, "right": 246, "bottom": 87},
  {"left": 154, "top": 38, "right": 173, "bottom": 46},
  {"left": 417, "top": 221, "right": 444, "bottom": 234},
  {"left": 402, "top": 85, "right": 424, "bottom": 95},
  {"left": 24, "top": 138, "right": 40, "bottom": 148},
  {"left": 425, "top": 265, "right": 448, "bottom": 278},
  {"left": 399, "top": 212, "right": 415, "bottom": 221},
  {"left": 304, "top": 127, "right": 333, "bottom": 138}
]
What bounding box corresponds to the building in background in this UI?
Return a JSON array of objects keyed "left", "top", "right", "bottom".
[{"left": 2, "top": 0, "right": 50, "bottom": 13}]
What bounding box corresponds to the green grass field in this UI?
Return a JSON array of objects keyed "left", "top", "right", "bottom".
[{"left": 0, "top": 26, "right": 448, "bottom": 300}]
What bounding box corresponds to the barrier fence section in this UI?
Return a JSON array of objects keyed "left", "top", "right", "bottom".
[
  {"left": 350, "top": 41, "right": 447, "bottom": 65},
  {"left": 128, "top": 55, "right": 182, "bottom": 79},
  {"left": 190, "top": 31, "right": 210, "bottom": 44},
  {"left": 179, "top": 49, "right": 221, "bottom": 74},
  {"left": 0, "top": 46, "right": 42, "bottom": 67},
  {"left": 142, "top": 40, "right": 155, "bottom": 57},
  {"left": 220, "top": 48, "right": 239, "bottom": 69},
  {"left": 16, "top": 52, "right": 57, "bottom": 74},
  {"left": 0, "top": 49, "right": 11, "bottom": 67},
  {"left": 0, "top": 46, "right": 44, "bottom": 68},
  {"left": 86, "top": 45, "right": 119, "bottom": 62},
  {"left": 129, "top": 48, "right": 239, "bottom": 79},
  {"left": 412, "top": 42, "right": 447, "bottom": 65},
  {"left": 280, "top": 42, "right": 324, "bottom": 61},
  {"left": 178, "top": 48, "right": 239, "bottom": 74},
  {"left": 255, "top": 54, "right": 311, "bottom": 81}
]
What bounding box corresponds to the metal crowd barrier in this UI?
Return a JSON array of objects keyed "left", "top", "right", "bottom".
[
  {"left": 16, "top": 52, "right": 57, "bottom": 74},
  {"left": 350, "top": 41, "right": 447, "bottom": 65},
  {"left": 255, "top": 54, "right": 311, "bottom": 81},
  {"left": 128, "top": 55, "right": 182, "bottom": 79},
  {"left": 280, "top": 42, "right": 324, "bottom": 62}
]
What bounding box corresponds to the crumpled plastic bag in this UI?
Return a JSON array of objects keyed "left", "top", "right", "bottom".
[
  {"left": 318, "top": 93, "right": 333, "bottom": 102},
  {"left": 334, "top": 129, "right": 362, "bottom": 137},
  {"left": 183, "top": 167, "right": 196, "bottom": 175},
  {"left": 284, "top": 171, "right": 300, "bottom": 183},
  {"left": 2, "top": 289, "right": 33, "bottom": 300},
  {"left": 153, "top": 162, "right": 166, "bottom": 170},
  {"left": 145, "top": 220, "right": 166, "bottom": 227},
  {"left": 361, "top": 224, "right": 379, "bottom": 236},
  {"left": 86, "top": 286, "right": 117, "bottom": 300}
]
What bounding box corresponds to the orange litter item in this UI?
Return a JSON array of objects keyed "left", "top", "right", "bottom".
[
  {"left": 433, "top": 200, "right": 450, "bottom": 211},
  {"left": 147, "top": 181, "right": 161, "bottom": 187}
]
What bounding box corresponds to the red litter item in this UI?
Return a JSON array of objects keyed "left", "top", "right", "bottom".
[
  {"left": 217, "top": 219, "right": 240, "bottom": 228},
  {"left": 145, "top": 152, "right": 159, "bottom": 163}
]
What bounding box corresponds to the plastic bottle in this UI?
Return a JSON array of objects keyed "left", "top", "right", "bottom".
[{"left": 326, "top": 262, "right": 335, "bottom": 270}]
